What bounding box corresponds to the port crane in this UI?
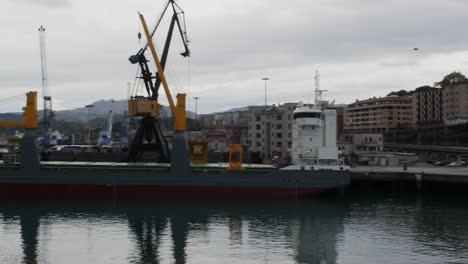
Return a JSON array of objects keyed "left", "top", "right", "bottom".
[
  {"left": 98, "top": 100, "right": 114, "bottom": 146},
  {"left": 128, "top": 0, "right": 190, "bottom": 162},
  {"left": 38, "top": 26, "right": 54, "bottom": 146}
]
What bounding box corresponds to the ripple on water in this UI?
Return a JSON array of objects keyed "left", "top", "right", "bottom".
[{"left": 0, "top": 195, "right": 467, "bottom": 264}]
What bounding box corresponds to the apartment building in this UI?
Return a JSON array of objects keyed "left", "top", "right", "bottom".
[
  {"left": 344, "top": 96, "right": 413, "bottom": 134},
  {"left": 412, "top": 86, "right": 443, "bottom": 127},
  {"left": 200, "top": 110, "right": 248, "bottom": 128},
  {"left": 333, "top": 104, "right": 347, "bottom": 135},
  {"left": 247, "top": 103, "right": 297, "bottom": 159},
  {"left": 442, "top": 83, "right": 468, "bottom": 124}
]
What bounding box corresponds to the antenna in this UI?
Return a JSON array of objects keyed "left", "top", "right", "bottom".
[{"left": 314, "top": 70, "right": 327, "bottom": 107}]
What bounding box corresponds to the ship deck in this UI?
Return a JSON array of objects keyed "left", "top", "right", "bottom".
[{"left": 0, "top": 161, "right": 276, "bottom": 171}]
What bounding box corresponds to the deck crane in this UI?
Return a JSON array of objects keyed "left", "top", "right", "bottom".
[
  {"left": 127, "top": 0, "right": 190, "bottom": 162},
  {"left": 0, "top": 92, "right": 40, "bottom": 171}
]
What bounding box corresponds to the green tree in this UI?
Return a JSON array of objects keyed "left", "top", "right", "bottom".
[
  {"left": 387, "top": 89, "right": 413, "bottom": 97},
  {"left": 434, "top": 71, "right": 468, "bottom": 88}
]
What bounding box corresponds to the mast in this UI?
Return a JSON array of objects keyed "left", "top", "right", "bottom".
[{"left": 314, "top": 70, "right": 327, "bottom": 108}]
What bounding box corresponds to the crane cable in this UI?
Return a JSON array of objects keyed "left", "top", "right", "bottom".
[
  {"left": 0, "top": 93, "right": 26, "bottom": 103},
  {"left": 0, "top": 93, "right": 26, "bottom": 111}
]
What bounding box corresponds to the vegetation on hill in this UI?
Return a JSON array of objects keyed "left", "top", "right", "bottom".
[
  {"left": 434, "top": 71, "right": 468, "bottom": 88},
  {"left": 386, "top": 89, "right": 413, "bottom": 97}
]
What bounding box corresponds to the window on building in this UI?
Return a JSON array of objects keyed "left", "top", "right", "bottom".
[
  {"left": 277, "top": 133, "right": 282, "bottom": 138},
  {"left": 256, "top": 142, "right": 261, "bottom": 147},
  {"left": 276, "top": 124, "right": 282, "bottom": 129},
  {"left": 256, "top": 116, "right": 261, "bottom": 122},
  {"left": 256, "top": 125, "right": 261, "bottom": 130},
  {"left": 276, "top": 142, "right": 282, "bottom": 147},
  {"left": 277, "top": 115, "right": 282, "bottom": 120},
  {"left": 256, "top": 133, "right": 261, "bottom": 139}
]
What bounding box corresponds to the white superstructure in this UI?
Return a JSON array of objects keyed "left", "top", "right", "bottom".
[
  {"left": 283, "top": 72, "right": 349, "bottom": 171},
  {"left": 291, "top": 103, "right": 340, "bottom": 166}
]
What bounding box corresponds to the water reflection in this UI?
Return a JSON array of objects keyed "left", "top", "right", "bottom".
[
  {"left": 0, "top": 201, "right": 350, "bottom": 264},
  {"left": 127, "top": 212, "right": 167, "bottom": 264},
  {"left": 19, "top": 212, "right": 40, "bottom": 264},
  {"left": 0, "top": 193, "right": 467, "bottom": 264}
]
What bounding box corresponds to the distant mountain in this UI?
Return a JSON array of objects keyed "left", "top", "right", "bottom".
[
  {"left": 209, "top": 106, "right": 248, "bottom": 115},
  {"left": 224, "top": 106, "right": 248, "bottom": 112},
  {"left": 0, "top": 112, "right": 22, "bottom": 122},
  {"left": 0, "top": 99, "right": 197, "bottom": 124}
]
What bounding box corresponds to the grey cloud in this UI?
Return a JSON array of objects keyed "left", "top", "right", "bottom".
[
  {"left": 1, "top": 0, "right": 468, "bottom": 113},
  {"left": 16, "top": 0, "right": 71, "bottom": 7}
]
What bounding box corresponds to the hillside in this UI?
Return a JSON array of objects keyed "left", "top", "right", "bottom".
[{"left": 0, "top": 99, "right": 197, "bottom": 124}]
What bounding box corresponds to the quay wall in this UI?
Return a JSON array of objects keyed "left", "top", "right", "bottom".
[{"left": 350, "top": 166, "right": 468, "bottom": 192}]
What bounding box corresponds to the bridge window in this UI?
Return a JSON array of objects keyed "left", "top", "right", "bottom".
[{"left": 293, "top": 112, "right": 321, "bottom": 119}]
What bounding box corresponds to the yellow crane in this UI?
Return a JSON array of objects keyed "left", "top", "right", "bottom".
[
  {"left": 127, "top": 3, "right": 189, "bottom": 162},
  {"left": 0, "top": 91, "right": 38, "bottom": 129},
  {"left": 133, "top": 12, "right": 191, "bottom": 172},
  {"left": 137, "top": 12, "right": 186, "bottom": 132},
  {"left": 0, "top": 91, "right": 40, "bottom": 171}
]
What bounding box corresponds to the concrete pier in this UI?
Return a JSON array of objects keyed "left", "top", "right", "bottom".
[{"left": 351, "top": 165, "right": 468, "bottom": 184}]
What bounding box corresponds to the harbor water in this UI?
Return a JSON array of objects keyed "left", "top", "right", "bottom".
[{"left": 1, "top": 191, "right": 467, "bottom": 264}]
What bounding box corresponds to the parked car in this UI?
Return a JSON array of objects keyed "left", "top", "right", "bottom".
[
  {"left": 448, "top": 161, "right": 464, "bottom": 167},
  {"left": 448, "top": 161, "right": 467, "bottom": 167},
  {"left": 433, "top": 161, "right": 449, "bottom": 166}
]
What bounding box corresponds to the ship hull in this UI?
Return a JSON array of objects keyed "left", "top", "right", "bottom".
[{"left": 0, "top": 165, "right": 350, "bottom": 201}]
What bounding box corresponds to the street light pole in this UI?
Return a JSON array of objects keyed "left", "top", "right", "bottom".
[
  {"left": 193, "top": 96, "right": 200, "bottom": 119},
  {"left": 85, "top": 104, "right": 94, "bottom": 145},
  {"left": 261, "top": 77, "right": 270, "bottom": 107}
]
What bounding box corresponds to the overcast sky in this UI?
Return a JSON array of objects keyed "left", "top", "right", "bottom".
[{"left": 1, "top": 0, "right": 468, "bottom": 114}]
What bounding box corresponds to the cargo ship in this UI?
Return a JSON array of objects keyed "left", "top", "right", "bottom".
[
  {"left": 0, "top": 90, "right": 349, "bottom": 200},
  {"left": 0, "top": 11, "right": 349, "bottom": 200}
]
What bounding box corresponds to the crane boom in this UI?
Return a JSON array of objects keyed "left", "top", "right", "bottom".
[
  {"left": 139, "top": 13, "right": 186, "bottom": 131},
  {"left": 139, "top": 13, "right": 176, "bottom": 116}
]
